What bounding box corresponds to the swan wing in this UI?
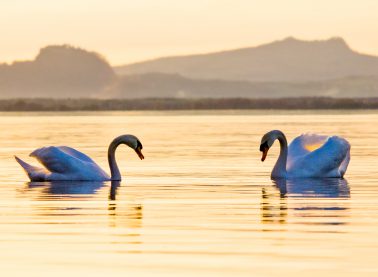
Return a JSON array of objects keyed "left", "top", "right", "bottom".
[
  {"left": 288, "top": 136, "right": 350, "bottom": 178},
  {"left": 338, "top": 146, "right": 351, "bottom": 177},
  {"left": 30, "top": 146, "right": 96, "bottom": 174},
  {"left": 288, "top": 133, "right": 329, "bottom": 164},
  {"left": 55, "top": 146, "right": 96, "bottom": 163}
]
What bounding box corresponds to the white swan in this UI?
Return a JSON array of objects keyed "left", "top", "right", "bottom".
[
  {"left": 260, "top": 130, "right": 350, "bottom": 179},
  {"left": 15, "top": 134, "right": 144, "bottom": 181}
]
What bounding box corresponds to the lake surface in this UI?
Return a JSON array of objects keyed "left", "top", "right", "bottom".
[{"left": 0, "top": 110, "right": 377, "bottom": 277}]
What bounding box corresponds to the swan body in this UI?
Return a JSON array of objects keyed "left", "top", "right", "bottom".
[
  {"left": 260, "top": 130, "right": 350, "bottom": 179},
  {"left": 15, "top": 134, "right": 144, "bottom": 181}
]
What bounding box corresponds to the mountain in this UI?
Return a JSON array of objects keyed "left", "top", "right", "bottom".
[
  {"left": 114, "top": 37, "right": 378, "bottom": 82},
  {"left": 1, "top": 38, "right": 378, "bottom": 99},
  {"left": 102, "top": 73, "right": 378, "bottom": 98},
  {"left": 0, "top": 45, "right": 115, "bottom": 98}
]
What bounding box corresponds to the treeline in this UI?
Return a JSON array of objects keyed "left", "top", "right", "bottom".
[{"left": 0, "top": 97, "right": 377, "bottom": 111}]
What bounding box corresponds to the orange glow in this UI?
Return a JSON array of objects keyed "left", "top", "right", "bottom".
[{"left": 305, "top": 143, "right": 324, "bottom": 152}]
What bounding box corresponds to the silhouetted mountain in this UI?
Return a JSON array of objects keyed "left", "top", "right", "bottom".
[
  {"left": 0, "top": 45, "right": 115, "bottom": 98},
  {"left": 114, "top": 37, "right": 378, "bottom": 82},
  {"left": 103, "top": 73, "right": 378, "bottom": 98},
  {"left": 1, "top": 39, "right": 378, "bottom": 99}
]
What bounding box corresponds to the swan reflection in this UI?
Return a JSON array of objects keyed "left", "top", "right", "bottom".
[
  {"left": 19, "top": 181, "right": 143, "bottom": 231},
  {"left": 108, "top": 181, "right": 143, "bottom": 229},
  {"left": 26, "top": 180, "right": 106, "bottom": 196},
  {"left": 261, "top": 178, "right": 350, "bottom": 229},
  {"left": 273, "top": 178, "right": 350, "bottom": 198}
]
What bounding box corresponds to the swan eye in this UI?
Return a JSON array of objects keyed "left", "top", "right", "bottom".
[
  {"left": 259, "top": 141, "right": 269, "bottom": 151},
  {"left": 136, "top": 140, "right": 143, "bottom": 150}
]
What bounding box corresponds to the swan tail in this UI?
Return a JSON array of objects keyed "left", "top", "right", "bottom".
[{"left": 15, "top": 156, "right": 49, "bottom": 181}]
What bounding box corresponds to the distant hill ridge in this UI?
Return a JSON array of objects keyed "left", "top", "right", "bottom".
[
  {"left": 0, "top": 45, "right": 115, "bottom": 98},
  {"left": 1, "top": 38, "right": 378, "bottom": 99},
  {"left": 114, "top": 37, "right": 378, "bottom": 82}
]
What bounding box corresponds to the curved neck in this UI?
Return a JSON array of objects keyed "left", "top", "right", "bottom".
[
  {"left": 108, "top": 138, "right": 123, "bottom": 181},
  {"left": 271, "top": 131, "right": 288, "bottom": 179}
]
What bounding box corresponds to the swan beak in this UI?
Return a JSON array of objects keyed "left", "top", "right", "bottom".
[
  {"left": 261, "top": 147, "right": 269, "bottom": 162},
  {"left": 135, "top": 147, "right": 144, "bottom": 160}
]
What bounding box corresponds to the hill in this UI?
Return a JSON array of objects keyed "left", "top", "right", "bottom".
[
  {"left": 114, "top": 37, "right": 378, "bottom": 82},
  {"left": 1, "top": 39, "right": 378, "bottom": 99},
  {"left": 0, "top": 45, "right": 115, "bottom": 98}
]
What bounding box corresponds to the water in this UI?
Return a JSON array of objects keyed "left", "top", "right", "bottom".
[{"left": 0, "top": 110, "right": 377, "bottom": 277}]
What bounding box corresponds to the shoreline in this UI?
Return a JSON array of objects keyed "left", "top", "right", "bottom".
[{"left": 0, "top": 97, "right": 377, "bottom": 111}]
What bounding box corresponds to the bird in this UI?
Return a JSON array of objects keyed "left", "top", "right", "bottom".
[
  {"left": 15, "top": 134, "right": 144, "bottom": 181},
  {"left": 260, "top": 130, "right": 350, "bottom": 179}
]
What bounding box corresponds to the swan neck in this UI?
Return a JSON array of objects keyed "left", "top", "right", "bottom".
[
  {"left": 108, "top": 139, "right": 122, "bottom": 181},
  {"left": 272, "top": 132, "right": 288, "bottom": 179}
]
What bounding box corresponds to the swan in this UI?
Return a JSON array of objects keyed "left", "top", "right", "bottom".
[
  {"left": 15, "top": 134, "right": 144, "bottom": 181},
  {"left": 260, "top": 130, "right": 350, "bottom": 179}
]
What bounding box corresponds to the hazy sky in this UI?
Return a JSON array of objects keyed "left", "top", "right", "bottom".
[{"left": 1, "top": 0, "right": 377, "bottom": 65}]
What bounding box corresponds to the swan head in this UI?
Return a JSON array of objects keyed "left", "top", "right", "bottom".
[
  {"left": 259, "top": 130, "right": 283, "bottom": 162},
  {"left": 116, "top": 134, "right": 144, "bottom": 160}
]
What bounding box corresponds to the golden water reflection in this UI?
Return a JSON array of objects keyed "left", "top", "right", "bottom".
[{"left": 1, "top": 111, "right": 378, "bottom": 276}]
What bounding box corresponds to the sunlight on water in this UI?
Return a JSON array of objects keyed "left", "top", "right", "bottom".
[{"left": 0, "top": 110, "right": 377, "bottom": 276}]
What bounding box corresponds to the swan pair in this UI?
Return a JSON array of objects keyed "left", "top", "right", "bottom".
[{"left": 15, "top": 130, "right": 350, "bottom": 181}]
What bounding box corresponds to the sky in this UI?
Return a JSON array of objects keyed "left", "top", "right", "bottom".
[{"left": 1, "top": 0, "right": 377, "bottom": 65}]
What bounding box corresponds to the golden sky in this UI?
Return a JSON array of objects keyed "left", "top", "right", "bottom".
[{"left": 1, "top": 0, "right": 377, "bottom": 65}]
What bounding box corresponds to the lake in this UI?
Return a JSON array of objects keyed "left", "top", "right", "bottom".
[{"left": 0, "top": 110, "right": 377, "bottom": 277}]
